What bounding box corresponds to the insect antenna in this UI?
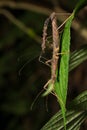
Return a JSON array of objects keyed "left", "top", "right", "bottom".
[
  {"left": 30, "top": 89, "right": 45, "bottom": 110},
  {"left": 18, "top": 59, "right": 31, "bottom": 76}
]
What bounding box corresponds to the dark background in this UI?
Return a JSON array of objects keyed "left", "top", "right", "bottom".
[{"left": 0, "top": 0, "right": 87, "bottom": 130}]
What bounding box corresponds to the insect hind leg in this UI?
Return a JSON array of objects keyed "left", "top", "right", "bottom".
[{"left": 43, "top": 80, "right": 56, "bottom": 96}]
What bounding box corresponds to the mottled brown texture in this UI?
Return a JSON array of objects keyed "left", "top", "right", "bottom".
[
  {"left": 41, "top": 12, "right": 59, "bottom": 88},
  {"left": 51, "top": 12, "right": 59, "bottom": 84}
]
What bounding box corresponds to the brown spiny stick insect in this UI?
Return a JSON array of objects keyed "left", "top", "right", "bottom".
[
  {"left": 39, "top": 12, "right": 60, "bottom": 96},
  {"left": 31, "top": 12, "right": 71, "bottom": 109}
]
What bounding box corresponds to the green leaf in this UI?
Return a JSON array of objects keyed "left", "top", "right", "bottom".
[
  {"left": 54, "top": 13, "right": 74, "bottom": 129},
  {"left": 41, "top": 110, "right": 87, "bottom": 130},
  {"left": 69, "top": 90, "right": 87, "bottom": 110},
  {"left": 69, "top": 45, "right": 87, "bottom": 71},
  {"left": 40, "top": 91, "right": 87, "bottom": 130},
  {"left": 53, "top": 0, "right": 87, "bottom": 128}
]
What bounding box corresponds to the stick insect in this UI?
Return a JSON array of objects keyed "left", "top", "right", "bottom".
[
  {"left": 31, "top": 12, "right": 71, "bottom": 109},
  {"left": 39, "top": 12, "right": 60, "bottom": 96}
]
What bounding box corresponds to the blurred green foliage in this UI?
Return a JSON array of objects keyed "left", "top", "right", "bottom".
[{"left": 0, "top": 5, "right": 44, "bottom": 130}]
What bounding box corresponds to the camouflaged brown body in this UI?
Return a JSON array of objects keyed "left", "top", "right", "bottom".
[
  {"left": 42, "top": 12, "right": 59, "bottom": 85},
  {"left": 51, "top": 12, "right": 59, "bottom": 84}
]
